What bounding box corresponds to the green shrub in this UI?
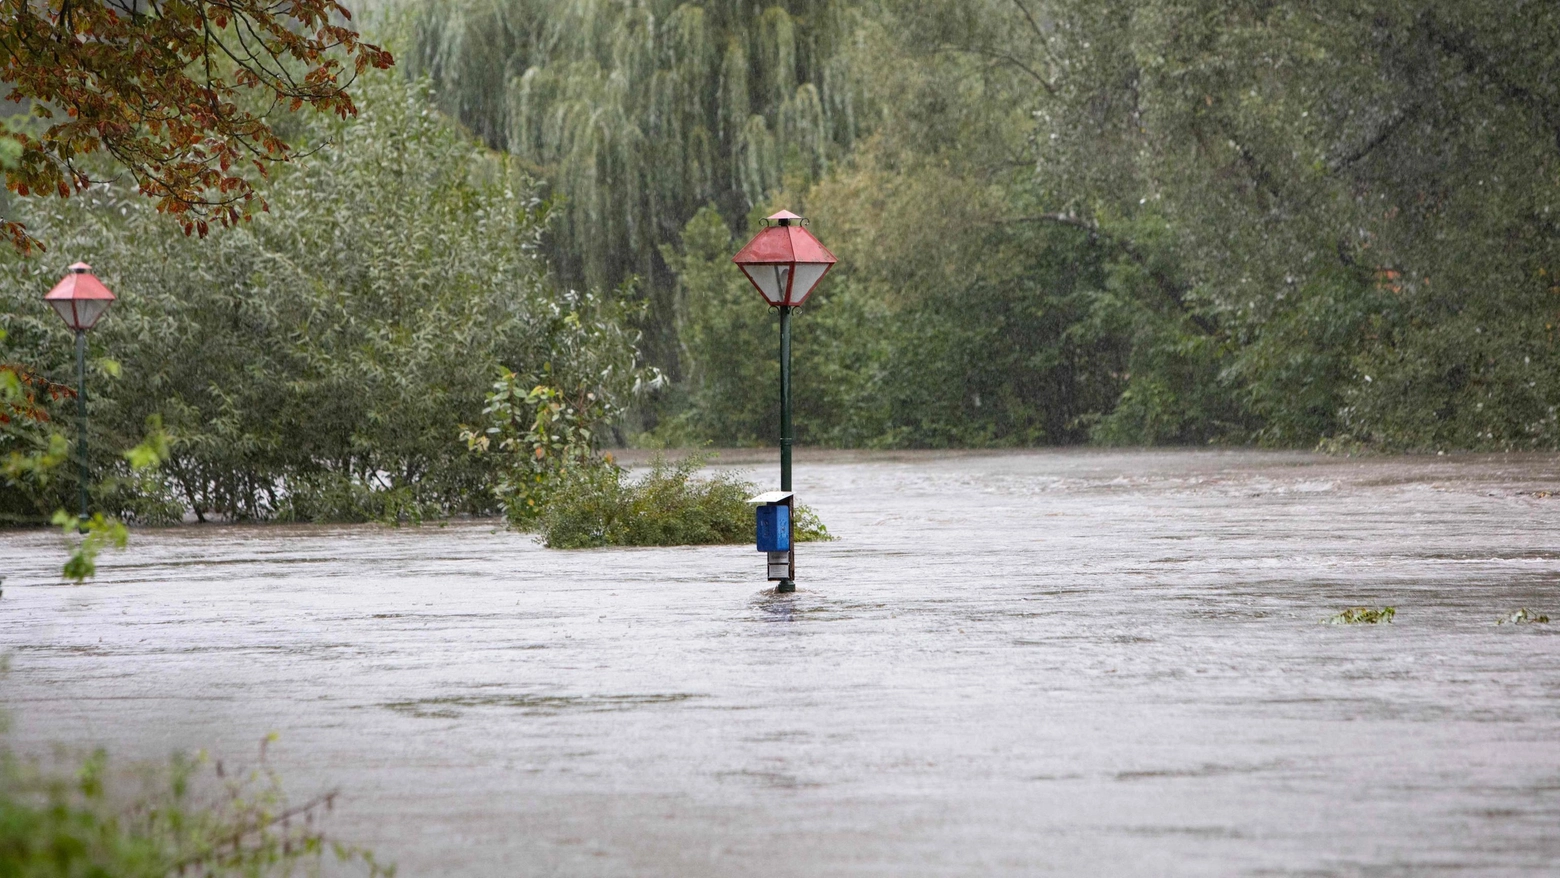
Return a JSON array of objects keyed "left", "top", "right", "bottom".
[{"left": 537, "top": 455, "right": 831, "bottom": 549}]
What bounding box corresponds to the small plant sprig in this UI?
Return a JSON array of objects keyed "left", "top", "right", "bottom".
[
  {"left": 49, "top": 418, "right": 169, "bottom": 582},
  {"left": 461, "top": 371, "right": 620, "bottom": 528},
  {"left": 1325, "top": 606, "right": 1396, "bottom": 625},
  {"left": 51, "top": 511, "right": 129, "bottom": 582}
]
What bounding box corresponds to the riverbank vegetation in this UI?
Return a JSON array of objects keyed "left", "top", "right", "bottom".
[
  {"left": 412, "top": 0, "right": 1560, "bottom": 452},
  {"left": 2, "top": 73, "right": 647, "bottom": 527},
  {"left": 4, "top": 1, "right": 1560, "bottom": 542}
]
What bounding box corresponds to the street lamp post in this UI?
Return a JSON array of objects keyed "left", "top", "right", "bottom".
[
  {"left": 733, "top": 210, "right": 837, "bottom": 593},
  {"left": 44, "top": 263, "right": 116, "bottom": 523}
]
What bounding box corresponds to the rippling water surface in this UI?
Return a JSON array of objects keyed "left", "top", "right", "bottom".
[{"left": 3, "top": 450, "right": 1560, "bottom": 875}]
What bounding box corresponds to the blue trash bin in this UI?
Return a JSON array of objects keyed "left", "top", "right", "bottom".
[{"left": 755, "top": 503, "right": 791, "bottom": 552}]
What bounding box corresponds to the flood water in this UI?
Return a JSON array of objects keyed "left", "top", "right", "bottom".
[{"left": 3, "top": 449, "right": 1560, "bottom": 875}]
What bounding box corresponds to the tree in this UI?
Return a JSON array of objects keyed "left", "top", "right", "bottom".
[
  {"left": 1021, "top": 0, "right": 1560, "bottom": 448},
  {"left": 427, "top": 0, "right": 1560, "bottom": 451},
  {"left": 406, "top": 0, "right": 865, "bottom": 376},
  {"left": 0, "top": 73, "right": 647, "bottom": 525},
  {"left": 0, "top": 0, "right": 393, "bottom": 252},
  {"left": 851, "top": 0, "right": 1560, "bottom": 450}
]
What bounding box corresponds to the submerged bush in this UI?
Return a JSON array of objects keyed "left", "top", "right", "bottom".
[
  {"left": 537, "top": 455, "right": 831, "bottom": 549},
  {"left": 1325, "top": 606, "right": 1396, "bottom": 626}
]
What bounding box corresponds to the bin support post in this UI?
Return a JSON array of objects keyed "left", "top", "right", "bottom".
[{"left": 778, "top": 305, "right": 795, "bottom": 593}]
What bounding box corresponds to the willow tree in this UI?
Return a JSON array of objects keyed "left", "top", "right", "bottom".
[{"left": 407, "top": 0, "right": 867, "bottom": 374}]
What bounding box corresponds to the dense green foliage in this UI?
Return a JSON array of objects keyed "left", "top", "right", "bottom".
[
  {"left": 538, "top": 453, "right": 830, "bottom": 548},
  {"left": 413, "top": 0, "right": 1560, "bottom": 452},
  {"left": 0, "top": 72, "right": 644, "bottom": 525},
  {"left": 1023, "top": 0, "right": 1560, "bottom": 450},
  {"left": 7, "top": 1, "right": 1556, "bottom": 541}
]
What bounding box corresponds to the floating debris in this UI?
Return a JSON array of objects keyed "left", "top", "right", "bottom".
[
  {"left": 1325, "top": 606, "right": 1396, "bottom": 625},
  {"left": 1496, "top": 609, "right": 1550, "bottom": 625}
]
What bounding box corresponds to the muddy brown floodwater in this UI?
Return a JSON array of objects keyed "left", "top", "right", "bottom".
[{"left": 4, "top": 449, "right": 1560, "bottom": 875}]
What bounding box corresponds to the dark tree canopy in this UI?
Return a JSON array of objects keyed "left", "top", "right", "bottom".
[{"left": 0, "top": 0, "right": 393, "bottom": 251}]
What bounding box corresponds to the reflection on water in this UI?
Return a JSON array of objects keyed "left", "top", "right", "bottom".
[{"left": 3, "top": 449, "right": 1560, "bottom": 876}]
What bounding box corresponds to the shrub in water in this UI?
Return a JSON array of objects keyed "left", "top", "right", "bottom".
[
  {"left": 538, "top": 455, "right": 831, "bottom": 549},
  {"left": 1324, "top": 606, "right": 1395, "bottom": 625}
]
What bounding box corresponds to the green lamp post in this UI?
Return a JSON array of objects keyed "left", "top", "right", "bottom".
[
  {"left": 733, "top": 210, "right": 837, "bottom": 592},
  {"left": 44, "top": 262, "right": 116, "bottom": 523}
]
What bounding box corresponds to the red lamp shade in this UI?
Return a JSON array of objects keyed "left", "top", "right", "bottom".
[
  {"left": 44, "top": 262, "right": 116, "bottom": 331},
  {"left": 732, "top": 210, "right": 838, "bottom": 307}
]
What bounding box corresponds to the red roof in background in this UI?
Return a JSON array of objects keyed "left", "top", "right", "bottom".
[
  {"left": 44, "top": 263, "right": 115, "bottom": 301},
  {"left": 732, "top": 224, "right": 838, "bottom": 266}
]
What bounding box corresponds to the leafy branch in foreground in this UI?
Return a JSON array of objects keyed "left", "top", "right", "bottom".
[
  {"left": 44, "top": 416, "right": 168, "bottom": 582},
  {"left": 0, "top": 733, "right": 390, "bottom": 877},
  {"left": 51, "top": 511, "right": 129, "bottom": 583},
  {"left": 3, "top": 332, "right": 168, "bottom": 580},
  {"left": 0, "top": 0, "right": 394, "bottom": 251}
]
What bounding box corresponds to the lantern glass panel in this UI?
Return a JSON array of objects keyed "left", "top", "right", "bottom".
[
  {"left": 75, "top": 299, "right": 112, "bottom": 330},
  {"left": 787, "top": 262, "right": 830, "bottom": 305},
  {"left": 49, "top": 300, "right": 78, "bottom": 329},
  {"left": 51, "top": 298, "right": 111, "bottom": 331},
  {"left": 741, "top": 264, "right": 788, "bottom": 306}
]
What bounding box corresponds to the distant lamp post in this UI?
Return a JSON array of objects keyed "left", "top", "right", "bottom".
[
  {"left": 733, "top": 210, "right": 837, "bottom": 593},
  {"left": 44, "top": 262, "right": 116, "bottom": 522}
]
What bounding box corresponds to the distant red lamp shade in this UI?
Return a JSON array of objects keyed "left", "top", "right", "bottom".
[
  {"left": 732, "top": 210, "right": 837, "bottom": 307},
  {"left": 44, "top": 262, "right": 116, "bottom": 331}
]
